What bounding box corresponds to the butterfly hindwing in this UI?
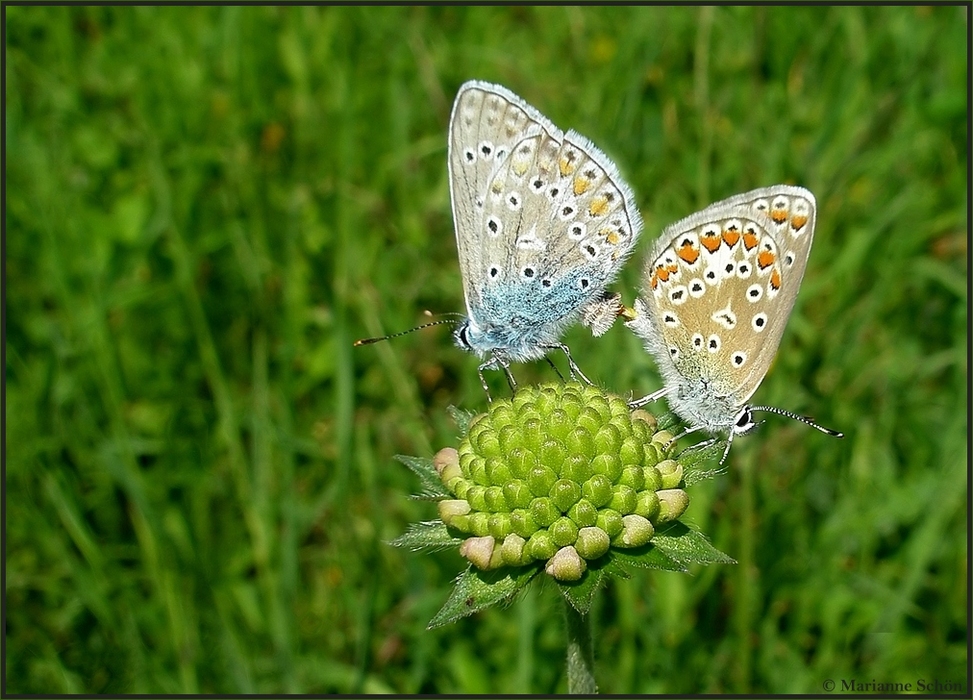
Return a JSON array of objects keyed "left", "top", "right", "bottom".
[{"left": 634, "top": 186, "right": 816, "bottom": 411}]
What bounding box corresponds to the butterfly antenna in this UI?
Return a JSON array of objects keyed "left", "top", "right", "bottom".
[
  {"left": 750, "top": 405, "right": 844, "bottom": 438},
  {"left": 353, "top": 318, "right": 457, "bottom": 347}
]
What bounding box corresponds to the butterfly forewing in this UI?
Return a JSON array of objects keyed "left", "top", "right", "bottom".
[
  {"left": 448, "top": 82, "right": 561, "bottom": 314},
  {"left": 641, "top": 186, "right": 816, "bottom": 405},
  {"left": 450, "top": 81, "right": 641, "bottom": 335}
]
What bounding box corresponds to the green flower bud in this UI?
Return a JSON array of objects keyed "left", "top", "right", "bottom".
[
  {"left": 469, "top": 512, "right": 491, "bottom": 537},
  {"left": 498, "top": 424, "right": 525, "bottom": 454},
  {"left": 613, "top": 514, "right": 655, "bottom": 548},
  {"left": 550, "top": 478, "right": 582, "bottom": 513},
  {"left": 466, "top": 485, "right": 487, "bottom": 512},
  {"left": 510, "top": 508, "right": 539, "bottom": 538},
  {"left": 642, "top": 442, "right": 662, "bottom": 466},
  {"left": 568, "top": 498, "right": 598, "bottom": 528},
  {"left": 582, "top": 474, "right": 614, "bottom": 507},
  {"left": 489, "top": 404, "right": 515, "bottom": 429},
  {"left": 546, "top": 546, "right": 586, "bottom": 581},
  {"left": 488, "top": 513, "right": 512, "bottom": 539},
  {"left": 470, "top": 459, "right": 489, "bottom": 486},
  {"left": 521, "top": 418, "right": 544, "bottom": 453},
  {"left": 527, "top": 529, "right": 557, "bottom": 561},
  {"left": 529, "top": 496, "right": 559, "bottom": 527},
  {"left": 511, "top": 390, "right": 535, "bottom": 414},
  {"left": 630, "top": 408, "right": 658, "bottom": 433},
  {"left": 527, "top": 464, "right": 557, "bottom": 496},
  {"left": 577, "top": 407, "right": 604, "bottom": 435},
  {"left": 507, "top": 447, "right": 537, "bottom": 479},
  {"left": 610, "top": 484, "right": 637, "bottom": 515},
  {"left": 593, "top": 423, "right": 622, "bottom": 455},
  {"left": 448, "top": 514, "right": 470, "bottom": 532},
  {"left": 565, "top": 427, "right": 595, "bottom": 461},
  {"left": 500, "top": 533, "right": 527, "bottom": 566},
  {"left": 608, "top": 397, "right": 630, "bottom": 419},
  {"left": 476, "top": 432, "right": 502, "bottom": 460},
  {"left": 548, "top": 409, "right": 571, "bottom": 441},
  {"left": 586, "top": 394, "right": 612, "bottom": 421},
  {"left": 485, "top": 458, "right": 513, "bottom": 487},
  {"left": 539, "top": 439, "right": 566, "bottom": 469},
  {"left": 562, "top": 453, "right": 591, "bottom": 483},
  {"left": 459, "top": 448, "right": 480, "bottom": 476},
  {"left": 656, "top": 489, "right": 690, "bottom": 523},
  {"left": 657, "top": 460, "right": 684, "bottom": 489},
  {"left": 460, "top": 535, "right": 501, "bottom": 570},
  {"left": 561, "top": 395, "right": 583, "bottom": 421},
  {"left": 502, "top": 479, "right": 533, "bottom": 509},
  {"left": 596, "top": 509, "right": 624, "bottom": 538},
  {"left": 634, "top": 489, "right": 661, "bottom": 521},
  {"left": 451, "top": 477, "right": 472, "bottom": 499},
  {"left": 484, "top": 486, "right": 505, "bottom": 512},
  {"left": 550, "top": 516, "right": 580, "bottom": 547},
  {"left": 642, "top": 465, "right": 663, "bottom": 492},
  {"left": 619, "top": 464, "right": 645, "bottom": 491},
  {"left": 437, "top": 499, "right": 471, "bottom": 527},
  {"left": 618, "top": 438, "right": 645, "bottom": 468},
  {"left": 590, "top": 453, "right": 622, "bottom": 481},
  {"left": 575, "top": 526, "right": 610, "bottom": 560}
]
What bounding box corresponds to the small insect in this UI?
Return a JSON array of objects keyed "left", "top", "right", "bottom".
[
  {"left": 625, "top": 185, "right": 842, "bottom": 462},
  {"left": 357, "top": 81, "right": 642, "bottom": 399}
]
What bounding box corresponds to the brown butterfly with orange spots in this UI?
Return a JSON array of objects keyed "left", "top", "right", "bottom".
[{"left": 626, "top": 185, "right": 841, "bottom": 463}]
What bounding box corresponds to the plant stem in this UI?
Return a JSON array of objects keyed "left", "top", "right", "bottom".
[{"left": 564, "top": 598, "right": 597, "bottom": 694}]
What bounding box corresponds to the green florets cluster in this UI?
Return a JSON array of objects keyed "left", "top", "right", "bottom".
[{"left": 434, "top": 382, "right": 690, "bottom": 581}]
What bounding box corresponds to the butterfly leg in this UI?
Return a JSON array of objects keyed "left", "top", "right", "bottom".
[
  {"left": 545, "top": 356, "right": 566, "bottom": 381},
  {"left": 629, "top": 386, "right": 670, "bottom": 409},
  {"left": 547, "top": 343, "right": 593, "bottom": 385}
]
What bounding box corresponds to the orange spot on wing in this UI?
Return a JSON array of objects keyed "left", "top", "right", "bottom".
[
  {"left": 606, "top": 231, "right": 620, "bottom": 245},
  {"left": 757, "top": 250, "right": 776, "bottom": 269},
  {"left": 559, "top": 153, "right": 578, "bottom": 177},
  {"left": 791, "top": 214, "right": 808, "bottom": 230},
  {"left": 771, "top": 208, "right": 787, "bottom": 224},
  {"left": 650, "top": 273, "right": 658, "bottom": 289},
  {"left": 677, "top": 242, "right": 700, "bottom": 264},
  {"left": 588, "top": 196, "right": 610, "bottom": 217},
  {"left": 700, "top": 233, "right": 722, "bottom": 253},
  {"left": 770, "top": 269, "right": 781, "bottom": 289},
  {"left": 722, "top": 228, "right": 740, "bottom": 247},
  {"left": 656, "top": 265, "right": 671, "bottom": 282},
  {"left": 573, "top": 176, "right": 591, "bottom": 195},
  {"left": 743, "top": 231, "right": 759, "bottom": 250}
]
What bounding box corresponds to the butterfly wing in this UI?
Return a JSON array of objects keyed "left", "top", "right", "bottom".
[
  {"left": 449, "top": 81, "right": 641, "bottom": 358},
  {"left": 631, "top": 186, "right": 816, "bottom": 408},
  {"left": 448, "top": 81, "right": 561, "bottom": 318}
]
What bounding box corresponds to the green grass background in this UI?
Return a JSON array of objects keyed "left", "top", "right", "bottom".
[{"left": 5, "top": 5, "right": 967, "bottom": 694}]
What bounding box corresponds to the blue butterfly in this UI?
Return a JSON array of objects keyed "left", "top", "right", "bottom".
[{"left": 447, "top": 80, "right": 642, "bottom": 396}]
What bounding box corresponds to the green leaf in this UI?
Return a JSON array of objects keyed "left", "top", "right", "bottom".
[
  {"left": 427, "top": 564, "right": 541, "bottom": 629},
  {"left": 389, "top": 521, "right": 464, "bottom": 552},
  {"left": 652, "top": 522, "right": 736, "bottom": 566},
  {"left": 447, "top": 405, "right": 479, "bottom": 436},
  {"left": 557, "top": 561, "right": 609, "bottom": 614},
  {"left": 609, "top": 543, "right": 687, "bottom": 573},
  {"left": 679, "top": 440, "right": 728, "bottom": 486},
  {"left": 394, "top": 454, "right": 449, "bottom": 497},
  {"left": 656, "top": 411, "right": 681, "bottom": 432}
]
